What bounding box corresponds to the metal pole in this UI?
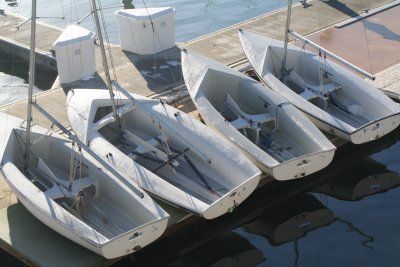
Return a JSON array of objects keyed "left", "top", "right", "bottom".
[
  {"left": 90, "top": 0, "right": 124, "bottom": 139},
  {"left": 24, "top": 0, "right": 37, "bottom": 170},
  {"left": 77, "top": 5, "right": 123, "bottom": 24},
  {"left": 112, "top": 80, "right": 136, "bottom": 103},
  {"left": 33, "top": 103, "right": 144, "bottom": 199},
  {"left": 280, "top": 0, "right": 292, "bottom": 81},
  {"left": 289, "top": 30, "right": 375, "bottom": 80},
  {"left": 112, "top": 80, "right": 211, "bottom": 163}
]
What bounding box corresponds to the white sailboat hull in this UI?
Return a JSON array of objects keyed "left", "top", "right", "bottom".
[
  {"left": 181, "top": 50, "right": 336, "bottom": 181},
  {"left": 238, "top": 29, "right": 400, "bottom": 144},
  {"left": 67, "top": 89, "right": 261, "bottom": 219},
  {"left": 2, "top": 162, "right": 168, "bottom": 259},
  {"left": 0, "top": 113, "right": 169, "bottom": 259}
]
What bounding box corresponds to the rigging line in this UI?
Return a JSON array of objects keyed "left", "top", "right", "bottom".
[
  {"left": 186, "top": 113, "right": 211, "bottom": 164},
  {"left": 72, "top": 0, "right": 79, "bottom": 23},
  {"left": 30, "top": 123, "right": 54, "bottom": 145},
  {"left": 67, "top": 0, "right": 86, "bottom": 86},
  {"left": 14, "top": 130, "right": 25, "bottom": 161},
  {"left": 3, "top": 49, "right": 15, "bottom": 138},
  {"left": 270, "top": 48, "right": 283, "bottom": 77},
  {"left": 149, "top": 115, "right": 171, "bottom": 155},
  {"left": 159, "top": 99, "right": 209, "bottom": 163},
  {"left": 141, "top": 0, "right": 178, "bottom": 84},
  {"left": 134, "top": 151, "right": 164, "bottom": 163},
  {"left": 269, "top": 47, "right": 277, "bottom": 77},
  {"left": 96, "top": 0, "right": 124, "bottom": 109},
  {"left": 98, "top": 0, "right": 117, "bottom": 82},
  {"left": 360, "top": 9, "right": 373, "bottom": 74},
  {"left": 69, "top": 141, "right": 76, "bottom": 190},
  {"left": 14, "top": 129, "right": 39, "bottom": 164},
  {"left": 2, "top": 0, "right": 23, "bottom": 130},
  {"left": 152, "top": 148, "right": 189, "bottom": 172},
  {"left": 141, "top": 0, "right": 158, "bottom": 78},
  {"left": 152, "top": 100, "right": 210, "bottom": 163},
  {"left": 182, "top": 154, "right": 214, "bottom": 193},
  {"left": 132, "top": 161, "right": 142, "bottom": 196},
  {"left": 77, "top": 145, "right": 82, "bottom": 192},
  {"left": 59, "top": 0, "right": 74, "bottom": 87},
  {"left": 58, "top": 0, "right": 67, "bottom": 28},
  {"left": 300, "top": 42, "right": 306, "bottom": 90},
  {"left": 318, "top": 50, "right": 324, "bottom": 95}
]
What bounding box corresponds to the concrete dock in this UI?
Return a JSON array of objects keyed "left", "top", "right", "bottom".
[
  {"left": 0, "top": 0, "right": 400, "bottom": 266},
  {"left": 1, "top": 0, "right": 399, "bottom": 128}
]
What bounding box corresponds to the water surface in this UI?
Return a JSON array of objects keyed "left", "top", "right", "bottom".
[
  {"left": 117, "top": 129, "right": 400, "bottom": 266},
  {"left": 0, "top": 0, "right": 297, "bottom": 43}
]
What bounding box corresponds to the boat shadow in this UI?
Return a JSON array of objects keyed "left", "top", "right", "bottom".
[
  {"left": 120, "top": 45, "right": 184, "bottom": 94},
  {"left": 59, "top": 44, "right": 184, "bottom": 96},
  {"left": 5, "top": 203, "right": 105, "bottom": 265}
]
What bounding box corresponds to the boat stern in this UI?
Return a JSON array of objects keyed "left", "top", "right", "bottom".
[
  {"left": 100, "top": 216, "right": 169, "bottom": 259},
  {"left": 350, "top": 113, "right": 400, "bottom": 144},
  {"left": 201, "top": 173, "right": 260, "bottom": 219},
  {"left": 270, "top": 148, "right": 336, "bottom": 181}
]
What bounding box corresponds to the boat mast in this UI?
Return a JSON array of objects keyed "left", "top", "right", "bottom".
[
  {"left": 280, "top": 0, "right": 292, "bottom": 82},
  {"left": 23, "top": 0, "right": 37, "bottom": 170},
  {"left": 33, "top": 103, "right": 144, "bottom": 198},
  {"left": 90, "top": 0, "right": 123, "bottom": 139}
]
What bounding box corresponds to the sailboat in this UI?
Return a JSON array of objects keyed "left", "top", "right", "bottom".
[
  {"left": 0, "top": 0, "right": 169, "bottom": 259},
  {"left": 66, "top": 3, "right": 261, "bottom": 219},
  {"left": 181, "top": 49, "right": 336, "bottom": 180},
  {"left": 238, "top": 2, "right": 400, "bottom": 144}
]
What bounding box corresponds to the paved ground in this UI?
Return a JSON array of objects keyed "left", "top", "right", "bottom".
[{"left": 306, "top": 3, "right": 400, "bottom": 75}]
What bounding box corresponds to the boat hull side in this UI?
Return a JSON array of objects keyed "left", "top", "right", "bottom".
[
  {"left": 202, "top": 173, "right": 260, "bottom": 219},
  {"left": 1, "top": 161, "right": 168, "bottom": 259},
  {"left": 270, "top": 149, "right": 336, "bottom": 180}
]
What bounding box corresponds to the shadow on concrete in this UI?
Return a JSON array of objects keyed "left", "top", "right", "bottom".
[
  {"left": 6, "top": 203, "right": 104, "bottom": 267},
  {"left": 60, "top": 72, "right": 108, "bottom": 95},
  {"left": 320, "top": 0, "right": 400, "bottom": 41},
  {"left": 121, "top": 46, "right": 184, "bottom": 94},
  {"left": 300, "top": 0, "right": 313, "bottom": 8}
]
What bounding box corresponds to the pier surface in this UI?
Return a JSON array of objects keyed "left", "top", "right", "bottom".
[{"left": 1, "top": 0, "right": 400, "bottom": 266}]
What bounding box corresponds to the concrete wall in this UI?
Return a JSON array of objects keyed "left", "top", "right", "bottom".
[{"left": 0, "top": 37, "right": 58, "bottom": 76}]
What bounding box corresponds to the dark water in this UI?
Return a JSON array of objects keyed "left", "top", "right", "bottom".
[
  {"left": 0, "top": 51, "right": 55, "bottom": 105},
  {"left": 111, "top": 127, "right": 400, "bottom": 267}
]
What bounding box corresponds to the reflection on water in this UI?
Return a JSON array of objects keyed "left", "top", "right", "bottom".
[
  {"left": 116, "top": 128, "right": 400, "bottom": 267},
  {"left": 312, "top": 158, "right": 400, "bottom": 200},
  {"left": 243, "top": 193, "right": 334, "bottom": 245},
  {"left": 165, "top": 232, "right": 265, "bottom": 267}
]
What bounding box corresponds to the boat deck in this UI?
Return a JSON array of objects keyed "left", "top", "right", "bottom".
[{"left": 1, "top": 0, "right": 400, "bottom": 266}]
